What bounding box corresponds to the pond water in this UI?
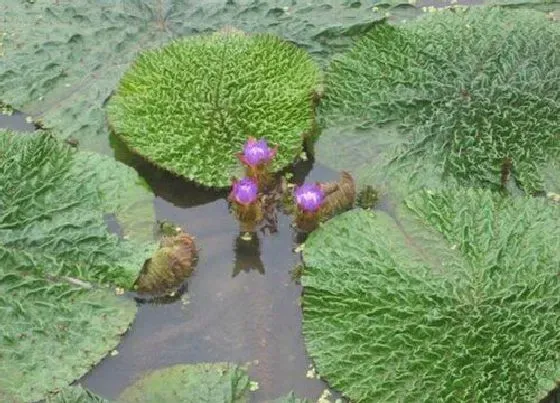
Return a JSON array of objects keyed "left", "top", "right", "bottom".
[
  {"left": 3, "top": 1, "right": 560, "bottom": 399},
  {"left": 0, "top": 112, "right": 343, "bottom": 402},
  {"left": 81, "top": 135, "right": 343, "bottom": 402}
]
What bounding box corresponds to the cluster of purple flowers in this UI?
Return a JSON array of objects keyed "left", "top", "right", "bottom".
[{"left": 229, "top": 137, "right": 325, "bottom": 231}]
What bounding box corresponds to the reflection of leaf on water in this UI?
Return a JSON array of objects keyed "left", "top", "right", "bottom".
[
  {"left": 118, "top": 362, "right": 251, "bottom": 403},
  {"left": 0, "top": 130, "right": 156, "bottom": 402},
  {"left": 233, "top": 233, "right": 265, "bottom": 277},
  {"left": 1, "top": 0, "right": 386, "bottom": 153}
]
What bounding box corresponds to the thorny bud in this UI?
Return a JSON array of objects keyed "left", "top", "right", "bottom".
[
  {"left": 229, "top": 177, "right": 258, "bottom": 205},
  {"left": 238, "top": 137, "right": 277, "bottom": 167},
  {"left": 294, "top": 183, "right": 324, "bottom": 213}
]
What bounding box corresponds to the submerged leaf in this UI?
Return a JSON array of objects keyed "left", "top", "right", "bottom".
[
  {"left": 108, "top": 32, "right": 321, "bottom": 187},
  {"left": 267, "top": 391, "right": 311, "bottom": 403},
  {"left": 0, "top": 130, "right": 156, "bottom": 402},
  {"left": 317, "top": 7, "right": 560, "bottom": 195},
  {"left": 302, "top": 188, "right": 560, "bottom": 402},
  {"left": 118, "top": 362, "right": 251, "bottom": 403}
]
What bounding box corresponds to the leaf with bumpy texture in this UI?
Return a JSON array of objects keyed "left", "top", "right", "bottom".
[
  {"left": 302, "top": 189, "right": 560, "bottom": 402},
  {"left": 46, "top": 385, "right": 110, "bottom": 403},
  {"left": 118, "top": 363, "right": 250, "bottom": 403},
  {"left": 0, "top": 0, "right": 385, "bottom": 153},
  {"left": 107, "top": 32, "right": 321, "bottom": 187},
  {"left": 316, "top": 7, "right": 560, "bottom": 195},
  {"left": 0, "top": 130, "right": 156, "bottom": 402}
]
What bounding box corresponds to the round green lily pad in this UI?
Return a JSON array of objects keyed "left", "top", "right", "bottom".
[
  {"left": 302, "top": 190, "right": 560, "bottom": 402},
  {"left": 317, "top": 7, "right": 560, "bottom": 195},
  {"left": 107, "top": 31, "right": 321, "bottom": 188}
]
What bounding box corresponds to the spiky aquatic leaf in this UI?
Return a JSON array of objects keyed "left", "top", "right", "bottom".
[
  {"left": 302, "top": 189, "right": 560, "bottom": 402},
  {"left": 118, "top": 363, "right": 251, "bottom": 403},
  {"left": 317, "top": 7, "right": 560, "bottom": 195},
  {"left": 0, "top": 130, "right": 156, "bottom": 402},
  {"left": 0, "top": 0, "right": 384, "bottom": 153},
  {"left": 107, "top": 32, "right": 321, "bottom": 187}
]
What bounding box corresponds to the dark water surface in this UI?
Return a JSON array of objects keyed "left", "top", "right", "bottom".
[
  {"left": 81, "top": 136, "right": 342, "bottom": 402},
  {"left": 1, "top": 112, "right": 342, "bottom": 401}
]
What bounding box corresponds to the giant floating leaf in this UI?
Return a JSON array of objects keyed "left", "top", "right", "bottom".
[
  {"left": 316, "top": 7, "right": 560, "bottom": 195},
  {"left": 0, "top": 0, "right": 385, "bottom": 153},
  {"left": 118, "top": 363, "right": 251, "bottom": 403},
  {"left": 302, "top": 190, "right": 560, "bottom": 402},
  {"left": 0, "top": 130, "right": 156, "bottom": 402},
  {"left": 107, "top": 32, "right": 321, "bottom": 187}
]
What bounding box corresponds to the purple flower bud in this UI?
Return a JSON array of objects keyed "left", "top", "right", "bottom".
[
  {"left": 239, "top": 137, "right": 277, "bottom": 167},
  {"left": 229, "top": 177, "right": 258, "bottom": 205},
  {"left": 294, "top": 183, "right": 324, "bottom": 212}
]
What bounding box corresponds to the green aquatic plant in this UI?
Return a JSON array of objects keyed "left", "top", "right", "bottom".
[
  {"left": 317, "top": 6, "right": 560, "bottom": 195},
  {"left": 268, "top": 391, "right": 310, "bottom": 403},
  {"left": 134, "top": 231, "right": 197, "bottom": 295},
  {"left": 0, "top": 130, "right": 156, "bottom": 402},
  {"left": 229, "top": 176, "right": 264, "bottom": 233},
  {"left": 46, "top": 386, "right": 110, "bottom": 403},
  {"left": 302, "top": 188, "right": 560, "bottom": 402},
  {"left": 108, "top": 32, "right": 322, "bottom": 187},
  {"left": 238, "top": 137, "right": 278, "bottom": 190},
  {"left": 0, "top": 0, "right": 384, "bottom": 153},
  {"left": 118, "top": 363, "right": 251, "bottom": 403}
]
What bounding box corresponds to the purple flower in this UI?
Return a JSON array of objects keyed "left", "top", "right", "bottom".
[
  {"left": 238, "top": 137, "right": 277, "bottom": 167},
  {"left": 294, "top": 183, "right": 324, "bottom": 212},
  {"left": 229, "top": 177, "right": 258, "bottom": 205}
]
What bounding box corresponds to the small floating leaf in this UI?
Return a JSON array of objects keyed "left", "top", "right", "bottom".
[{"left": 118, "top": 363, "right": 251, "bottom": 403}]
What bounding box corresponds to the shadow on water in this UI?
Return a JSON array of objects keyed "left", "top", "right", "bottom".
[
  {"left": 79, "top": 132, "right": 345, "bottom": 402},
  {"left": 109, "top": 133, "right": 228, "bottom": 208}
]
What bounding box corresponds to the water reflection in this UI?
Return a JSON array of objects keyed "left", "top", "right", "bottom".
[
  {"left": 233, "top": 233, "right": 265, "bottom": 277},
  {"left": 0, "top": 109, "right": 36, "bottom": 132}
]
